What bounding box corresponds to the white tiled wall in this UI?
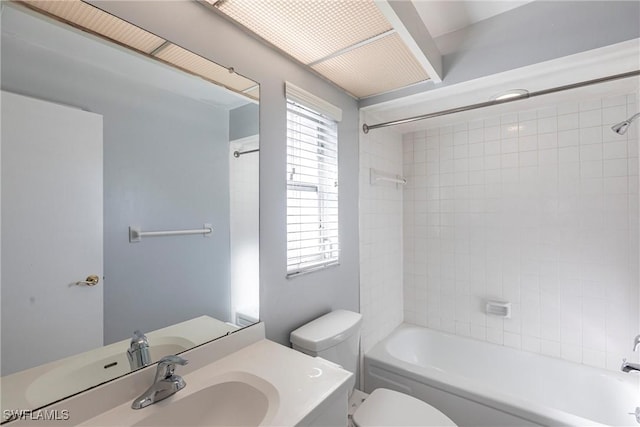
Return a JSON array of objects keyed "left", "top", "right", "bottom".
[
  {"left": 359, "top": 112, "right": 404, "bottom": 353},
  {"left": 403, "top": 93, "right": 639, "bottom": 371}
]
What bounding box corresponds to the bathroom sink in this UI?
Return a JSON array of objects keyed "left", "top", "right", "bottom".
[
  {"left": 25, "top": 338, "right": 194, "bottom": 408},
  {"left": 52, "top": 337, "right": 353, "bottom": 427},
  {"left": 132, "top": 380, "right": 270, "bottom": 426},
  {"left": 81, "top": 370, "right": 280, "bottom": 427}
]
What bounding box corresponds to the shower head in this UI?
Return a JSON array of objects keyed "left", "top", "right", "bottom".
[
  {"left": 612, "top": 112, "right": 640, "bottom": 135},
  {"left": 612, "top": 121, "right": 631, "bottom": 135}
]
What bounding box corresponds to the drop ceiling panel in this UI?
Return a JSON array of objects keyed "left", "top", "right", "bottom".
[
  {"left": 154, "top": 43, "right": 257, "bottom": 93},
  {"left": 17, "top": 0, "right": 259, "bottom": 101},
  {"left": 215, "top": 0, "right": 393, "bottom": 64},
  {"left": 23, "top": 0, "right": 166, "bottom": 54},
  {"left": 312, "top": 33, "right": 429, "bottom": 98}
]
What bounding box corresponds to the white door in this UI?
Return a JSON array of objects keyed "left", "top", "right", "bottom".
[{"left": 1, "top": 91, "right": 103, "bottom": 375}]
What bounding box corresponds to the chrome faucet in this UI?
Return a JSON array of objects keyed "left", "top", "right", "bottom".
[
  {"left": 131, "top": 355, "right": 188, "bottom": 409},
  {"left": 127, "top": 330, "right": 151, "bottom": 370},
  {"left": 621, "top": 334, "right": 640, "bottom": 373},
  {"left": 621, "top": 359, "right": 640, "bottom": 373}
]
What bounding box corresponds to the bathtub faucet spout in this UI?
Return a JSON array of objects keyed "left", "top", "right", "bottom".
[
  {"left": 621, "top": 359, "right": 640, "bottom": 373},
  {"left": 633, "top": 334, "right": 640, "bottom": 352}
]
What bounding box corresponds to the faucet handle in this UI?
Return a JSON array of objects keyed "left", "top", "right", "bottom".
[
  {"left": 155, "top": 355, "right": 188, "bottom": 382},
  {"left": 130, "top": 330, "right": 149, "bottom": 348},
  {"left": 132, "top": 329, "right": 144, "bottom": 338}
]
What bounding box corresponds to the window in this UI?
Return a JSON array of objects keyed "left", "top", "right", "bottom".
[{"left": 286, "top": 82, "right": 341, "bottom": 277}]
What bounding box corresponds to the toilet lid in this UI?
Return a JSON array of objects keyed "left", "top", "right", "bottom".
[{"left": 353, "top": 388, "right": 457, "bottom": 427}]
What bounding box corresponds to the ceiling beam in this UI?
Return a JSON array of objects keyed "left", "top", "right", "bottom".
[
  {"left": 307, "top": 29, "right": 397, "bottom": 67},
  {"left": 374, "top": 0, "right": 443, "bottom": 83}
]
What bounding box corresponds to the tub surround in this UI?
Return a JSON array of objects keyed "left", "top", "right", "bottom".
[
  {"left": 402, "top": 92, "right": 639, "bottom": 372},
  {"left": 7, "top": 323, "right": 352, "bottom": 426},
  {"left": 365, "top": 324, "right": 639, "bottom": 426},
  {"left": 358, "top": 70, "right": 640, "bottom": 427},
  {"left": 359, "top": 112, "right": 405, "bottom": 354}
]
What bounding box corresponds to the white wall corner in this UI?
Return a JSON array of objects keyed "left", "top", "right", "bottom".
[{"left": 375, "top": 0, "right": 443, "bottom": 83}]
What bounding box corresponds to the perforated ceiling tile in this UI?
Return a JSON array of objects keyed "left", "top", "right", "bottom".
[
  {"left": 311, "top": 32, "right": 429, "bottom": 98},
  {"left": 154, "top": 43, "right": 258, "bottom": 93},
  {"left": 19, "top": 0, "right": 259, "bottom": 100},
  {"left": 22, "top": 0, "right": 166, "bottom": 54},
  {"left": 216, "top": 0, "right": 392, "bottom": 65}
]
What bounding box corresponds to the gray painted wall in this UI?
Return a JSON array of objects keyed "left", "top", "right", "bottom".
[
  {"left": 360, "top": 1, "right": 640, "bottom": 107},
  {"left": 92, "top": 0, "right": 361, "bottom": 345},
  {"left": 2, "top": 22, "right": 232, "bottom": 344},
  {"left": 230, "top": 103, "right": 259, "bottom": 141},
  {"left": 436, "top": 0, "right": 640, "bottom": 85}
]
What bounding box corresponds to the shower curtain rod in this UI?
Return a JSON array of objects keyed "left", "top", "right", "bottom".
[{"left": 362, "top": 70, "right": 640, "bottom": 134}]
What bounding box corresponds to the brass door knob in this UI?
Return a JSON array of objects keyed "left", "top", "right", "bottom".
[{"left": 76, "top": 275, "right": 100, "bottom": 286}]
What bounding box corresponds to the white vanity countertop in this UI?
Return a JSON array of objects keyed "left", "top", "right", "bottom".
[
  {"left": 1, "top": 316, "right": 237, "bottom": 412},
  {"left": 80, "top": 339, "right": 352, "bottom": 426}
]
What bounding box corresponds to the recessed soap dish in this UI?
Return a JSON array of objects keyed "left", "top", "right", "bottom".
[{"left": 486, "top": 300, "right": 511, "bottom": 318}]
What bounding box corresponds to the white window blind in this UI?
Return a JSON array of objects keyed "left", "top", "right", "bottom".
[{"left": 286, "top": 90, "right": 340, "bottom": 277}]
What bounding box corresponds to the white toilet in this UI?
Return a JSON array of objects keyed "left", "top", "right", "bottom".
[{"left": 290, "top": 310, "right": 456, "bottom": 427}]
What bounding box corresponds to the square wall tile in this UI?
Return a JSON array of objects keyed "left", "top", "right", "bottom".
[{"left": 392, "top": 92, "right": 639, "bottom": 373}]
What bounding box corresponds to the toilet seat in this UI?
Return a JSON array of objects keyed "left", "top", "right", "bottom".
[{"left": 353, "top": 388, "right": 456, "bottom": 427}]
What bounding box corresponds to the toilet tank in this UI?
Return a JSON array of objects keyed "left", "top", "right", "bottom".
[{"left": 290, "top": 310, "right": 362, "bottom": 378}]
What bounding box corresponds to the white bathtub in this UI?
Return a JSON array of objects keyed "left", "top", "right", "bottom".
[{"left": 364, "top": 324, "right": 639, "bottom": 426}]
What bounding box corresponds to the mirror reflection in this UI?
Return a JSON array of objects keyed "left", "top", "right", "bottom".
[{"left": 0, "top": 1, "right": 259, "bottom": 414}]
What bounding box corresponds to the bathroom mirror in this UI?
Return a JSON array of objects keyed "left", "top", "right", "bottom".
[{"left": 0, "top": 0, "right": 259, "bottom": 415}]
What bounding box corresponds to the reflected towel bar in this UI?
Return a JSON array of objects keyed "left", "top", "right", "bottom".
[{"left": 129, "top": 224, "right": 212, "bottom": 243}]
